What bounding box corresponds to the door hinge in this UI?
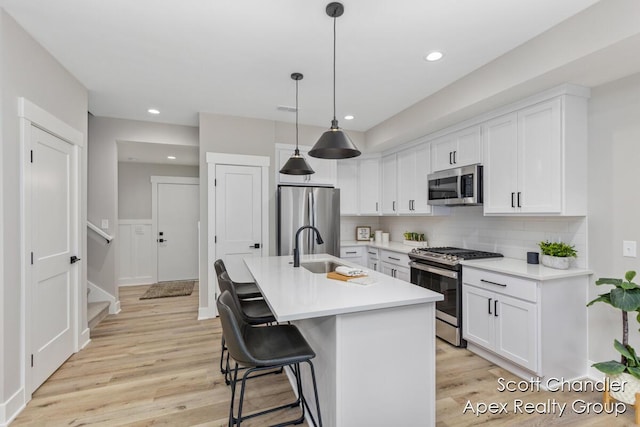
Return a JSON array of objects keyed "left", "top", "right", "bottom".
[
  {"left": 214, "top": 235, "right": 217, "bottom": 243},
  {"left": 30, "top": 252, "right": 34, "bottom": 265},
  {"left": 30, "top": 150, "right": 33, "bottom": 163},
  {"left": 214, "top": 179, "right": 217, "bottom": 186},
  {"left": 31, "top": 354, "right": 34, "bottom": 367}
]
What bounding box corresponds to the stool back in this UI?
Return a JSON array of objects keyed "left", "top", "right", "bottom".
[
  {"left": 214, "top": 259, "right": 227, "bottom": 279},
  {"left": 217, "top": 290, "right": 254, "bottom": 366}
]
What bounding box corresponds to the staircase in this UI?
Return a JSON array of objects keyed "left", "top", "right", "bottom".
[{"left": 88, "top": 301, "right": 110, "bottom": 330}]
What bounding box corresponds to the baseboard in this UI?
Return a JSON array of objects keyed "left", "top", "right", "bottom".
[
  {"left": 87, "top": 281, "right": 120, "bottom": 314},
  {"left": 79, "top": 327, "right": 91, "bottom": 350},
  {"left": 117, "top": 278, "right": 154, "bottom": 287},
  {"left": 0, "top": 387, "right": 25, "bottom": 427},
  {"left": 198, "top": 305, "right": 216, "bottom": 320}
]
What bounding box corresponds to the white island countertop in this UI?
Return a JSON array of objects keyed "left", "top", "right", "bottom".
[
  {"left": 244, "top": 253, "right": 442, "bottom": 322},
  {"left": 460, "top": 257, "right": 593, "bottom": 280}
]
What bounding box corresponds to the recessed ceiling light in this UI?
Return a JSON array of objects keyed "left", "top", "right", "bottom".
[
  {"left": 344, "top": 115, "right": 354, "bottom": 120},
  {"left": 167, "top": 156, "right": 176, "bottom": 160},
  {"left": 148, "top": 108, "right": 160, "bottom": 115},
  {"left": 425, "top": 51, "right": 444, "bottom": 62}
]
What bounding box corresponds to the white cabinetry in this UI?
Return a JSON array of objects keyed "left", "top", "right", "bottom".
[
  {"left": 462, "top": 265, "right": 588, "bottom": 379},
  {"left": 277, "top": 144, "right": 337, "bottom": 186},
  {"left": 397, "top": 144, "right": 431, "bottom": 214},
  {"left": 336, "top": 157, "right": 381, "bottom": 216},
  {"left": 366, "top": 248, "right": 380, "bottom": 272},
  {"left": 381, "top": 154, "right": 397, "bottom": 215},
  {"left": 431, "top": 126, "right": 481, "bottom": 172},
  {"left": 380, "top": 250, "right": 410, "bottom": 282},
  {"left": 340, "top": 246, "right": 366, "bottom": 268},
  {"left": 483, "top": 95, "right": 587, "bottom": 215}
]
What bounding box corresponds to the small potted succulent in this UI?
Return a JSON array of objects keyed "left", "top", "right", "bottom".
[
  {"left": 538, "top": 240, "right": 577, "bottom": 270},
  {"left": 587, "top": 271, "right": 640, "bottom": 405}
]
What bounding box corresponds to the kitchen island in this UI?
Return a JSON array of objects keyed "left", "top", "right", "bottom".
[{"left": 244, "top": 254, "right": 443, "bottom": 427}]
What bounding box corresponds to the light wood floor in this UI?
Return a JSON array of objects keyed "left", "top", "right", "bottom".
[{"left": 13, "top": 285, "right": 637, "bottom": 426}]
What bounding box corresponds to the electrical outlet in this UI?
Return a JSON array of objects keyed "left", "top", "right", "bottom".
[
  {"left": 101, "top": 219, "right": 109, "bottom": 230},
  {"left": 623, "top": 241, "right": 637, "bottom": 258}
]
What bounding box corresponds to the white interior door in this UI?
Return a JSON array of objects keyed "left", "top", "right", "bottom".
[
  {"left": 31, "top": 126, "right": 77, "bottom": 391},
  {"left": 215, "top": 164, "right": 262, "bottom": 283},
  {"left": 157, "top": 183, "right": 199, "bottom": 282}
]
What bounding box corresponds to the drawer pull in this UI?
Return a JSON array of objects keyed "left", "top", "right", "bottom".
[
  {"left": 481, "top": 279, "right": 507, "bottom": 287},
  {"left": 389, "top": 256, "right": 401, "bottom": 261},
  {"left": 345, "top": 251, "right": 357, "bottom": 254}
]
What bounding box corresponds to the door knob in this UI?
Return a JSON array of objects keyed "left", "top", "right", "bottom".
[
  {"left": 70, "top": 255, "right": 81, "bottom": 264},
  {"left": 157, "top": 238, "right": 168, "bottom": 243},
  {"left": 250, "top": 243, "right": 260, "bottom": 249}
]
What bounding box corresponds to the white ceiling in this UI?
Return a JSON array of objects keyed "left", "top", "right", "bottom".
[{"left": 1, "top": 0, "right": 601, "bottom": 132}]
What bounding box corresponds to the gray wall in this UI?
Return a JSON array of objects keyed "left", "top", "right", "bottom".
[
  {"left": 0, "top": 9, "right": 88, "bottom": 411},
  {"left": 118, "top": 162, "right": 199, "bottom": 219},
  {"left": 198, "top": 113, "right": 365, "bottom": 309},
  {"left": 587, "top": 72, "right": 640, "bottom": 366},
  {"left": 88, "top": 117, "right": 198, "bottom": 297}
]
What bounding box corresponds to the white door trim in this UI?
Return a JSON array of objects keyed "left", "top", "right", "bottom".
[
  {"left": 150, "top": 176, "right": 199, "bottom": 284},
  {"left": 206, "top": 152, "right": 269, "bottom": 318},
  {"left": 19, "top": 98, "right": 84, "bottom": 400}
]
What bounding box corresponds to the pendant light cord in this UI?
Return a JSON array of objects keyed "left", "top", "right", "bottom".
[
  {"left": 295, "top": 78, "right": 299, "bottom": 151},
  {"left": 332, "top": 16, "right": 337, "bottom": 122}
]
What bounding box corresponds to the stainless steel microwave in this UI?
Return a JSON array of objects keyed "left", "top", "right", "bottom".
[{"left": 427, "top": 164, "right": 483, "bottom": 206}]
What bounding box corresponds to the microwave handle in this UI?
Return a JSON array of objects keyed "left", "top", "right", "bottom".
[{"left": 409, "top": 261, "right": 458, "bottom": 279}]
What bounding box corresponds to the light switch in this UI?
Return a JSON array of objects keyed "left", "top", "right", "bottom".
[
  {"left": 623, "top": 241, "right": 637, "bottom": 258},
  {"left": 101, "top": 219, "right": 109, "bottom": 230}
]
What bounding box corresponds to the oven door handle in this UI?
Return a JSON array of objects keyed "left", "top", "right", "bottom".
[{"left": 409, "top": 261, "right": 458, "bottom": 279}]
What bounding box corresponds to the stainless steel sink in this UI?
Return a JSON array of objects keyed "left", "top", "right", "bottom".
[{"left": 301, "top": 260, "right": 346, "bottom": 274}]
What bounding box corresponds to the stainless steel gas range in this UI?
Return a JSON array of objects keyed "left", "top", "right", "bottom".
[{"left": 408, "top": 247, "right": 503, "bottom": 347}]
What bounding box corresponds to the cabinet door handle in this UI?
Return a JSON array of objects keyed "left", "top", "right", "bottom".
[
  {"left": 389, "top": 256, "right": 401, "bottom": 261},
  {"left": 453, "top": 151, "right": 457, "bottom": 164},
  {"left": 449, "top": 152, "right": 453, "bottom": 165},
  {"left": 494, "top": 300, "right": 498, "bottom": 317},
  {"left": 517, "top": 192, "right": 522, "bottom": 208},
  {"left": 488, "top": 298, "right": 492, "bottom": 315},
  {"left": 375, "top": 202, "right": 379, "bottom": 212},
  {"left": 392, "top": 201, "right": 396, "bottom": 211},
  {"left": 481, "top": 279, "right": 507, "bottom": 287},
  {"left": 511, "top": 192, "right": 515, "bottom": 208}
]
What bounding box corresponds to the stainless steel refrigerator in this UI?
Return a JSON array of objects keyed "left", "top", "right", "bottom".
[{"left": 277, "top": 185, "right": 340, "bottom": 257}]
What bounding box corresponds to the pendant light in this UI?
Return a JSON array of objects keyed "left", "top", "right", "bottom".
[
  {"left": 279, "top": 73, "right": 315, "bottom": 175},
  {"left": 308, "top": 2, "right": 361, "bottom": 160}
]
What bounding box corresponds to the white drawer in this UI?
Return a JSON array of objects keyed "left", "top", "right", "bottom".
[
  {"left": 340, "top": 246, "right": 365, "bottom": 258},
  {"left": 366, "top": 248, "right": 379, "bottom": 260},
  {"left": 463, "top": 267, "right": 537, "bottom": 303},
  {"left": 380, "top": 250, "right": 410, "bottom": 267}
]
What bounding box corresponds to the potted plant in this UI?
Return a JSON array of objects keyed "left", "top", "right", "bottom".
[
  {"left": 588, "top": 271, "right": 640, "bottom": 406},
  {"left": 538, "top": 240, "right": 577, "bottom": 269}
]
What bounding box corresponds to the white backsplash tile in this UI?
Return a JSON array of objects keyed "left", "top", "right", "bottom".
[{"left": 347, "top": 209, "right": 589, "bottom": 268}]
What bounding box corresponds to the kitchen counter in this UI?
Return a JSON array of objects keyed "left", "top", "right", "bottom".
[
  {"left": 460, "top": 256, "right": 592, "bottom": 280},
  {"left": 244, "top": 254, "right": 442, "bottom": 427},
  {"left": 340, "top": 240, "right": 417, "bottom": 254},
  {"left": 244, "top": 253, "right": 440, "bottom": 322}
]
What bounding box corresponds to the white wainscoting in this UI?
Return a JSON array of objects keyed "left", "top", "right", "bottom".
[{"left": 118, "top": 220, "right": 154, "bottom": 286}]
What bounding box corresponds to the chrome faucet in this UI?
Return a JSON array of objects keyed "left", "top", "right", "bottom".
[{"left": 293, "top": 225, "right": 324, "bottom": 267}]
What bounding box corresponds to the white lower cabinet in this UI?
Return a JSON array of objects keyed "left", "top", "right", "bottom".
[
  {"left": 380, "top": 250, "right": 410, "bottom": 281},
  {"left": 462, "top": 265, "right": 588, "bottom": 379},
  {"left": 366, "top": 248, "right": 380, "bottom": 272},
  {"left": 463, "top": 284, "right": 536, "bottom": 371},
  {"left": 340, "top": 246, "right": 366, "bottom": 268}
]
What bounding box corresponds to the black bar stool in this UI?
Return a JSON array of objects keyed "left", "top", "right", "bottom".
[
  {"left": 214, "top": 259, "right": 262, "bottom": 300},
  {"left": 217, "top": 271, "right": 276, "bottom": 383},
  {"left": 217, "top": 290, "right": 323, "bottom": 427}
]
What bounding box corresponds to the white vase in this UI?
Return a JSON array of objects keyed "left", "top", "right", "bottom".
[
  {"left": 609, "top": 372, "right": 640, "bottom": 405},
  {"left": 541, "top": 255, "right": 571, "bottom": 269}
]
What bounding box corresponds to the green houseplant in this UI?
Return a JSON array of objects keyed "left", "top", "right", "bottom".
[
  {"left": 588, "top": 270, "right": 640, "bottom": 404},
  {"left": 538, "top": 240, "right": 577, "bottom": 269}
]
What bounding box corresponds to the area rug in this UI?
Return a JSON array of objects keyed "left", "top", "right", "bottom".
[{"left": 139, "top": 280, "right": 195, "bottom": 300}]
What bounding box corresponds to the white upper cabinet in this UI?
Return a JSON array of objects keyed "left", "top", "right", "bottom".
[
  {"left": 276, "top": 144, "right": 337, "bottom": 186},
  {"left": 336, "top": 156, "right": 381, "bottom": 216},
  {"left": 358, "top": 158, "right": 381, "bottom": 215},
  {"left": 431, "top": 125, "right": 482, "bottom": 172},
  {"left": 397, "top": 144, "right": 431, "bottom": 214},
  {"left": 483, "top": 95, "right": 586, "bottom": 215},
  {"left": 381, "top": 154, "right": 398, "bottom": 214}
]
